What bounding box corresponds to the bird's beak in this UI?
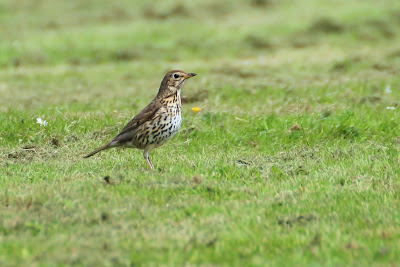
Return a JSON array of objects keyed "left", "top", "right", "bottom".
[{"left": 184, "top": 73, "right": 197, "bottom": 79}]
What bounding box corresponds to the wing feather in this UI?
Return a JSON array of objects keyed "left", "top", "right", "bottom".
[{"left": 112, "top": 98, "right": 162, "bottom": 143}]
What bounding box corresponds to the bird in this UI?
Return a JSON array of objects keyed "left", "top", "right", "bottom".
[{"left": 83, "top": 70, "right": 197, "bottom": 170}]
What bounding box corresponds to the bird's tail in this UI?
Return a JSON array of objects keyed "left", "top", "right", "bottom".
[{"left": 83, "top": 143, "right": 111, "bottom": 158}]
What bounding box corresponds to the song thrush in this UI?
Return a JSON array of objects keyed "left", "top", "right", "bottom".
[{"left": 84, "top": 70, "right": 197, "bottom": 170}]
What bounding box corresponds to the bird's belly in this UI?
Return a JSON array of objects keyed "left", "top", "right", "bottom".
[
  {"left": 129, "top": 114, "right": 182, "bottom": 149},
  {"left": 122, "top": 141, "right": 138, "bottom": 148},
  {"left": 150, "top": 115, "right": 182, "bottom": 147}
]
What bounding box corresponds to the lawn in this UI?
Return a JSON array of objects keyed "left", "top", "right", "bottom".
[{"left": 1, "top": 0, "right": 400, "bottom": 266}]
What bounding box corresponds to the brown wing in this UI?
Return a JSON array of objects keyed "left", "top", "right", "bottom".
[{"left": 112, "top": 97, "right": 162, "bottom": 143}]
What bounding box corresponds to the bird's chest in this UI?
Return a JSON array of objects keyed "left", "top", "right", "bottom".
[
  {"left": 166, "top": 94, "right": 181, "bottom": 118},
  {"left": 163, "top": 94, "right": 182, "bottom": 132},
  {"left": 147, "top": 94, "right": 182, "bottom": 146}
]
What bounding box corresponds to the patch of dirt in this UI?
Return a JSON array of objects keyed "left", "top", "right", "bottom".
[
  {"left": 182, "top": 89, "right": 209, "bottom": 103},
  {"left": 308, "top": 18, "right": 345, "bottom": 34},
  {"left": 345, "top": 240, "right": 362, "bottom": 250},
  {"left": 330, "top": 147, "right": 356, "bottom": 159},
  {"left": 99, "top": 7, "right": 130, "bottom": 23},
  {"left": 273, "top": 190, "right": 297, "bottom": 206},
  {"left": 302, "top": 16, "right": 397, "bottom": 43},
  {"left": 43, "top": 21, "right": 59, "bottom": 29},
  {"left": 7, "top": 145, "right": 58, "bottom": 161},
  {"left": 204, "top": 2, "right": 232, "bottom": 17},
  {"left": 11, "top": 51, "right": 48, "bottom": 67},
  {"left": 330, "top": 56, "right": 361, "bottom": 73},
  {"left": 276, "top": 147, "right": 317, "bottom": 162},
  {"left": 334, "top": 125, "right": 360, "bottom": 139},
  {"left": 365, "top": 19, "right": 395, "bottom": 39},
  {"left": 111, "top": 50, "right": 140, "bottom": 62},
  {"left": 359, "top": 96, "right": 382, "bottom": 104},
  {"left": 250, "top": 0, "right": 274, "bottom": 7},
  {"left": 213, "top": 66, "right": 258, "bottom": 78},
  {"left": 289, "top": 35, "right": 318, "bottom": 48},
  {"left": 244, "top": 34, "right": 275, "bottom": 50},
  {"left": 277, "top": 103, "right": 312, "bottom": 114},
  {"left": 192, "top": 176, "right": 203, "bottom": 184},
  {"left": 288, "top": 124, "right": 301, "bottom": 132},
  {"left": 100, "top": 212, "right": 110, "bottom": 221},
  {"left": 331, "top": 60, "right": 352, "bottom": 72},
  {"left": 65, "top": 134, "right": 80, "bottom": 142},
  {"left": 69, "top": 58, "right": 83, "bottom": 65},
  {"left": 50, "top": 138, "right": 61, "bottom": 147},
  {"left": 205, "top": 237, "right": 217, "bottom": 247},
  {"left": 295, "top": 165, "right": 308, "bottom": 175},
  {"left": 371, "top": 63, "right": 392, "bottom": 71},
  {"left": 321, "top": 110, "right": 332, "bottom": 118},
  {"left": 142, "top": 3, "right": 190, "bottom": 20},
  {"left": 237, "top": 159, "right": 252, "bottom": 166},
  {"left": 278, "top": 214, "right": 318, "bottom": 227}
]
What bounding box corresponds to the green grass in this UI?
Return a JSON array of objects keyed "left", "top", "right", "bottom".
[{"left": 1, "top": 0, "right": 400, "bottom": 265}]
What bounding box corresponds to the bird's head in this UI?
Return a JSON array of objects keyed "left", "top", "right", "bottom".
[{"left": 158, "top": 70, "right": 197, "bottom": 97}]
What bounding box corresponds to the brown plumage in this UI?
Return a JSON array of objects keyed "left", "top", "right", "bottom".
[{"left": 84, "top": 70, "right": 197, "bottom": 170}]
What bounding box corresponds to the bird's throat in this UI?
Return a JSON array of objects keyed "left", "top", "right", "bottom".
[{"left": 162, "top": 90, "right": 181, "bottom": 116}]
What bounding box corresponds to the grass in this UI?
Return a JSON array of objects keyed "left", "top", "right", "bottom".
[{"left": 1, "top": 0, "right": 400, "bottom": 265}]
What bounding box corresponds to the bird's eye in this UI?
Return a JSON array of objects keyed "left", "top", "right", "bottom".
[{"left": 173, "top": 74, "right": 180, "bottom": 79}]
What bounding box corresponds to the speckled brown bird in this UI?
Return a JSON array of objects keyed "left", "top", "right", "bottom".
[{"left": 84, "top": 70, "right": 197, "bottom": 170}]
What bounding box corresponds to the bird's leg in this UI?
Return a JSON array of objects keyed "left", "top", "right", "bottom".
[
  {"left": 146, "top": 157, "right": 155, "bottom": 170},
  {"left": 143, "top": 148, "right": 155, "bottom": 170}
]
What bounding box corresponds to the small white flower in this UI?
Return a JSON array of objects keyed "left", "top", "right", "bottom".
[
  {"left": 385, "top": 85, "right": 392, "bottom": 94},
  {"left": 386, "top": 107, "right": 396, "bottom": 110},
  {"left": 19, "top": 139, "right": 23, "bottom": 142},
  {"left": 36, "top": 117, "right": 48, "bottom": 126}
]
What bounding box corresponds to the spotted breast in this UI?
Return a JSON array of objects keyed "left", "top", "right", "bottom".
[
  {"left": 148, "top": 91, "right": 182, "bottom": 147},
  {"left": 128, "top": 90, "right": 182, "bottom": 150}
]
